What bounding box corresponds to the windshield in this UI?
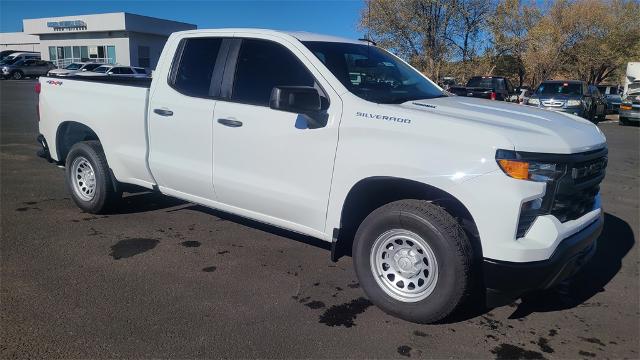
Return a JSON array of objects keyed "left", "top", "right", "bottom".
[
  {"left": 83, "top": 63, "right": 101, "bottom": 71},
  {"left": 535, "top": 82, "right": 583, "bottom": 96},
  {"left": 65, "top": 63, "right": 83, "bottom": 70},
  {"left": 2, "top": 58, "right": 19, "bottom": 65},
  {"left": 302, "top": 41, "right": 444, "bottom": 104},
  {"left": 93, "top": 66, "right": 109, "bottom": 73}
]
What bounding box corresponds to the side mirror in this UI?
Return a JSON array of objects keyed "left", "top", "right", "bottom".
[
  {"left": 107, "top": 71, "right": 114, "bottom": 75},
  {"left": 270, "top": 86, "right": 326, "bottom": 128},
  {"left": 82, "top": 68, "right": 87, "bottom": 71}
]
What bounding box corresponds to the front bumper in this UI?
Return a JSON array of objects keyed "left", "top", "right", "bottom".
[
  {"left": 543, "top": 107, "right": 584, "bottom": 117},
  {"left": 619, "top": 108, "right": 640, "bottom": 121},
  {"left": 483, "top": 213, "right": 603, "bottom": 307}
]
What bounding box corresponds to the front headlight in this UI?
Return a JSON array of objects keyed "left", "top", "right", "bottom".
[
  {"left": 496, "top": 150, "right": 565, "bottom": 182},
  {"left": 566, "top": 99, "right": 582, "bottom": 107},
  {"left": 527, "top": 98, "right": 540, "bottom": 105}
]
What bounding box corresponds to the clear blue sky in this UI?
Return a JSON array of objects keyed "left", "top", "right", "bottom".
[{"left": 0, "top": 0, "right": 365, "bottom": 38}]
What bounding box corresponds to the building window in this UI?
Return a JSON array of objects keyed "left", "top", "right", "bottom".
[
  {"left": 50, "top": 45, "right": 114, "bottom": 68},
  {"left": 107, "top": 46, "right": 116, "bottom": 64},
  {"left": 138, "top": 46, "right": 150, "bottom": 68},
  {"left": 48, "top": 46, "right": 57, "bottom": 61}
]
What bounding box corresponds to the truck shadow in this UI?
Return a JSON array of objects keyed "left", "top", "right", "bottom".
[
  {"left": 178, "top": 204, "right": 333, "bottom": 252},
  {"left": 436, "top": 212, "right": 635, "bottom": 324},
  {"left": 506, "top": 212, "right": 635, "bottom": 319},
  {"left": 110, "top": 193, "right": 634, "bottom": 323},
  {"left": 109, "top": 191, "right": 187, "bottom": 214}
]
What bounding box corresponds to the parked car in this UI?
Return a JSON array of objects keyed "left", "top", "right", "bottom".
[
  {"left": 619, "top": 86, "right": 640, "bottom": 126},
  {"left": 1, "top": 59, "right": 55, "bottom": 80},
  {"left": 0, "top": 51, "right": 40, "bottom": 66},
  {"left": 0, "top": 50, "right": 19, "bottom": 61},
  {"left": 47, "top": 62, "right": 103, "bottom": 77},
  {"left": 76, "top": 65, "right": 150, "bottom": 78},
  {"left": 527, "top": 80, "right": 606, "bottom": 122},
  {"left": 596, "top": 84, "right": 622, "bottom": 114},
  {"left": 36, "top": 29, "right": 606, "bottom": 324},
  {"left": 448, "top": 76, "right": 518, "bottom": 101}
]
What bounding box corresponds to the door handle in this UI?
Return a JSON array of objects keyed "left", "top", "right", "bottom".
[
  {"left": 217, "top": 118, "right": 243, "bottom": 127},
  {"left": 153, "top": 108, "right": 173, "bottom": 116}
]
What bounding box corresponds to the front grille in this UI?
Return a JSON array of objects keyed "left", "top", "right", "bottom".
[
  {"left": 514, "top": 148, "right": 607, "bottom": 237},
  {"left": 545, "top": 150, "right": 607, "bottom": 223},
  {"left": 551, "top": 183, "right": 600, "bottom": 222}
]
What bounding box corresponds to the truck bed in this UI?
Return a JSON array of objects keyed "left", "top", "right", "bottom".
[{"left": 38, "top": 75, "right": 155, "bottom": 189}]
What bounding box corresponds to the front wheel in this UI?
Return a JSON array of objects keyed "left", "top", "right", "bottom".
[
  {"left": 352, "top": 200, "right": 473, "bottom": 323},
  {"left": 65, "top": 141, "right": 120, "bottom": 213},
  {"left": 11, "top": 71, "right": 23, "bottom": 80}
]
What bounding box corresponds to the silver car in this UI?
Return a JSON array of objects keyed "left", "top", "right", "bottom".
[
  {"left": 619, "top": 87, "right": 640, "bottom": 126},
  {"left": 1, "top": 59, "right": 56, "bottom": 80}
]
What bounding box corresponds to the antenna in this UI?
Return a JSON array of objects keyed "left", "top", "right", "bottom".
[{"left": 358, "top": 0, "right": 375, "bottom": 58}]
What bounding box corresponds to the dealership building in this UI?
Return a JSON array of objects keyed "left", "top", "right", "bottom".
[{"left": 0, "top": 12, "right": 196, "bottom": 68}]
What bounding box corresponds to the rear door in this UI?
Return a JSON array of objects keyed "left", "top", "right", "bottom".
[
  {"left": 211, "top": 36, "right": 341, "bottom": 234},
  {"left": 148, "top": 36, "right": 227, "bottom": 200}
]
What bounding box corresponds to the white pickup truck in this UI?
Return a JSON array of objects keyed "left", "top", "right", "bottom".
[{"left": 36, "top": 29, "right": 607, "bottom": 323}]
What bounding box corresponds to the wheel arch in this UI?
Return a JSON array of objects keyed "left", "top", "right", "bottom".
[
  {"left": 332, "top": 176, "right": 482, "bottom": 262},
  {"left": 55, "top": 121, "right": 101, "bottom": 164}
]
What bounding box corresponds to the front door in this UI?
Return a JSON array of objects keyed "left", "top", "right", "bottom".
[
  {"left": 212, "top": 37, "right": 341, "bottom": 235},
  {"left": 148, "top": 37, "right": 226, "bottom": 200}
]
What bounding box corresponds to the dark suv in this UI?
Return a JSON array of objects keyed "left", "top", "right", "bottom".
[
  {"left": 526, "top": 80, "right": 606, "bottom": 122},
  {"left": 449, "top": 76, "right": 517, "bottom": 101}
]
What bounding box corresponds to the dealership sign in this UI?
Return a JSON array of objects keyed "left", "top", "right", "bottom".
[{"left": 46, "top": 20, "right": 87, "bottom": 31}]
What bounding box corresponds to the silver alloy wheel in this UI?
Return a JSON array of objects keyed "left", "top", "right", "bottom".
[
  {"left": 370, "top": 229, "right": 438, "bottom": 302},
  {"left": 71, "top": 156, "right": 97, "bottom": 201}
]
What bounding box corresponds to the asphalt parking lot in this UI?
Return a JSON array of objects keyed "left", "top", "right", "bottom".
[{"left": 1, "top": 79, "right": 638, "bottom": 359}]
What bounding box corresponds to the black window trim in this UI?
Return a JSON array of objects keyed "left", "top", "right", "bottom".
[
  {"left": 166, "top": 36, "right": 331, "bottom": 109},
  {"left": 221, "top": 37, "right": 331, "bottom": 109}
]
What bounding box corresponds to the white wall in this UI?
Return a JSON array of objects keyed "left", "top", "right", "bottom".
[
  {"left": 23, "top": 13, "right": 126, "bottom": 35},
  {"left": 38, "top": 32, "right": 130, "bottom": 65},
  {"left": 128, "top": 32, "right": 169, "bottom": 69},
  {"left": 0, "top": 32, "right": 40, "bottom": 52}
]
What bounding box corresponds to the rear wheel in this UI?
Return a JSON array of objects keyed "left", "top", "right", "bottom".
[
  {"left": 11, "top": 71, "right": 23, "bottom": 80},
  {"left": 352, "top": 200, "right": 473, "bottom": 323},
  {"left": 65, "top": 141, "right": 120, "bottom": 213}
]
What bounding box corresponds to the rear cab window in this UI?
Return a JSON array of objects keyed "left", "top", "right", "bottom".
[{"left": 169, "top": 37, "right": 223, "bottom": 97}]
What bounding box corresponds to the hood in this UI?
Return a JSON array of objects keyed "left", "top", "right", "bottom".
[
  {"left": 48, "top": 68, "right": 70, "bottom": 74},
  {"left": 399, "top": 96, "right": 606, "bottom": 154}
]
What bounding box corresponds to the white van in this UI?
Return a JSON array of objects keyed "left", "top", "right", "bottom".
[{"left": 1, "top": 52, "right": 41, "bottom": 65}]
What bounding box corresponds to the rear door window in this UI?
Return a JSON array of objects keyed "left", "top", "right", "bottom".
[{"left": 171, "top": 37, "right": 223, "bottom": 97}]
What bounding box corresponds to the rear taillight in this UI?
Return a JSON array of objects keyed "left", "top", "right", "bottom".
[
  {"left": 490, "top": 92, "right": 497, "bottom": 100},
  {"left": 35, "top": 82, "right": 41, "bottom": 94}
]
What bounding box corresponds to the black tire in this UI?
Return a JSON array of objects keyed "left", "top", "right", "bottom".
[
  {"left": 11, "top": 71, "right": 23, "bottom": 80},
  {"left": 65, "top": 141, "right": 120, "bottom": 214},
  {"left": 352, "top": 200, "right": 473, "bottom": 323},
  {"left": 619, "top": 117, "right": 629, "bottom": 126}
]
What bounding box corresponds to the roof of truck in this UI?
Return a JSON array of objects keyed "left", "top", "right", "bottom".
[{"left": 179, "top": 28, "right": 367, "bottom": 44}]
